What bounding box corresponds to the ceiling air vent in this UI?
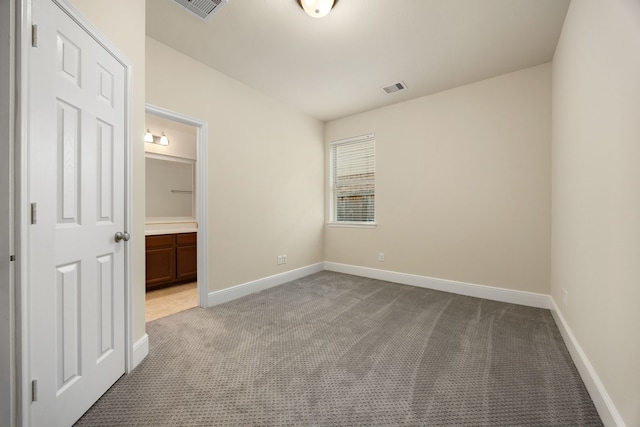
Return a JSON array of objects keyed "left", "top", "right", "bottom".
[
  {"left": 382, "top": 81, "right": 407, "bottom": 94},
  {"left": 173, "top": 0, "right": 228, "bottom": 20}
]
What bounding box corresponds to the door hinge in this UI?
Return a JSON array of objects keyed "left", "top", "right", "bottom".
[
  {"left": 30, "top": 202, "right": 37, "bottom": 225},
  {"left": 10, "top": 255, "right": 15, "bottom": 262},
  {"left": 31, "top": 379, "right": 38, "bottom": 402},
  {"left": 31, "top": 24, "right": 38, "bottom": 47}
]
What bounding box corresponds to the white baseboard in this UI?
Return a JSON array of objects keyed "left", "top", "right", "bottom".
[
  {"left": 131, "top": 334, "right": 149, "bottom": 370},
  {"left": 550, "top": 299, "right": 625, "bottom": 427},
  {"left": 324, "top": 262, "right": 551, "bottom": 309},
  {"left": 207, "top": 262, "right": 325, "bottom": 307}
]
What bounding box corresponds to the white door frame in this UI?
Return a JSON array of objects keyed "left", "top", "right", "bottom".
[
  {"left": 13, "top": 0, "right": 134, "bottom": 425},
  {"left": 0, "top": 0, "right": 16, "bottom": 425},
  {"left": 145, "top": 104, "right": 209, "bottom": 309}
]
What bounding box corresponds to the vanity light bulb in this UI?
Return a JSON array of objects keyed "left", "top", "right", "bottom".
[{"left": 144, "top": 129, "right": 154, "bottom": 143}]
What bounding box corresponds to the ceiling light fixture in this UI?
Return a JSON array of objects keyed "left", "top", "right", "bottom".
[{"left": 297, "top": 0, "right": 337, "bottom": 18}]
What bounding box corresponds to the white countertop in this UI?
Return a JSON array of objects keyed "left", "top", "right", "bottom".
[
  {"left": 145, "top": 228, "right": 197, "bottom": 236},
  {"left": 145, "top": 220, "right": 198, "bottom": 236}
]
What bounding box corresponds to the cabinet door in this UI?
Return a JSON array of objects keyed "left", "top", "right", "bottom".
[
  {"left": 146, "top": 247, "right": 177, "bottom": 288},
  {"left": 176, "top": 245, "right": 197, "bottom": 280},
  {"left": 146, "top": 234, "right": 177, "bottom": 289}
]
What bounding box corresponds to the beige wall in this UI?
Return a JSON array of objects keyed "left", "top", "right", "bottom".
[
  {"left": 551, "top": 1, "right": 640, "bottom": 425},
  {"left": 325, "top": 64, "right": 551, "bottom": 294},
  {"left": 146, "top": 37, "right": 325, "bottom": 292},
  {"left": 68, "top": 0, "right": 147, "bottom": 342}
]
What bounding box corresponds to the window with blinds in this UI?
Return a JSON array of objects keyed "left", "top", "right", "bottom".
[{"left": 330, "top": 134, "right": 375, "bottom": 224}]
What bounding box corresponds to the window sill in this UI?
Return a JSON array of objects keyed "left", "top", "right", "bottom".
[{"left": 327, "top": 222, "right": 377, "bottom": 229}]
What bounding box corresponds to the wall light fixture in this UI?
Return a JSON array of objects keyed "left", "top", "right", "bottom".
[{"left": 144, "top": 129, "right": 169, "bottom": 146}]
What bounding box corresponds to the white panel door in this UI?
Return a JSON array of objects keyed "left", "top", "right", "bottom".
[{"left": 28, "top": 0, "right": 127, "bottom": 425}]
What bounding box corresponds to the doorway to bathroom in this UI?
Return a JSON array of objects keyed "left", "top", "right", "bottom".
[{"left": 144, "top": 105, "right": 208, "bottom": 321}]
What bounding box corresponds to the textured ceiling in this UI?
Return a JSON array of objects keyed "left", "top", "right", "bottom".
[{"left": 146, "top": 0, "right": 570, "bottom": 122}]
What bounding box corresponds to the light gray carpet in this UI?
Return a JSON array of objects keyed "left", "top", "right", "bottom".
[{"left": 75, "top": 271, "right": 602, "bottom": 426}]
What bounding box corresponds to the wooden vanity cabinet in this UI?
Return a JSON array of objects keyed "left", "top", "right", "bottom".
[{"left": 145, "top": 232, "right": 197, "bottom": 291}]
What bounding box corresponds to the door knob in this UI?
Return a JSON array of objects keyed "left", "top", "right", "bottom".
[{"left": 114, "top": 232, "right": 130, "bottom": 242}]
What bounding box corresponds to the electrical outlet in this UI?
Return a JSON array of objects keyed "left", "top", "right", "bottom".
[
  {"left": 562, "top": 288, "right": 568, "bottom": 307},
  {"left": 378, "top": 252, "right": 385, "bottom": 262},
  {"left": 277, "top": 256, "right": 283, "bottom": 265},
  {"left": 282, "top": 255, "right": 287, "bottom": 264}
]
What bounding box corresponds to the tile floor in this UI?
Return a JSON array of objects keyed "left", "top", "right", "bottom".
[{"left": 145, "top": 282, "right": 198, "bottom": 322}]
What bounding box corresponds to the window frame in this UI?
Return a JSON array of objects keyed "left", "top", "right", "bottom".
[{"left": 328, "top": 133, "right": 376, "bottom": 228}]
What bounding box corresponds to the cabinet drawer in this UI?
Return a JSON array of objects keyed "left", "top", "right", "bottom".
[
  {"left": 146, "top": 234, "right": 175, "bottom": 249},
  {"left": 177, "top": 233, "right": 197, "bottom": 246}
]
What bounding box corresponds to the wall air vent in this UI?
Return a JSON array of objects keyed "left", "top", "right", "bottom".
[
  {"left": 382, "top": 81, "right": 407, "bottom": 94},
  {"left": 173, "top": 0, "right": 228, "bottom": 20}
]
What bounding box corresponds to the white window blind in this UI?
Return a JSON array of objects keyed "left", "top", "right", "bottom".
[{"left": 330, "top": 134, "right": 375, "bottom": 224}]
